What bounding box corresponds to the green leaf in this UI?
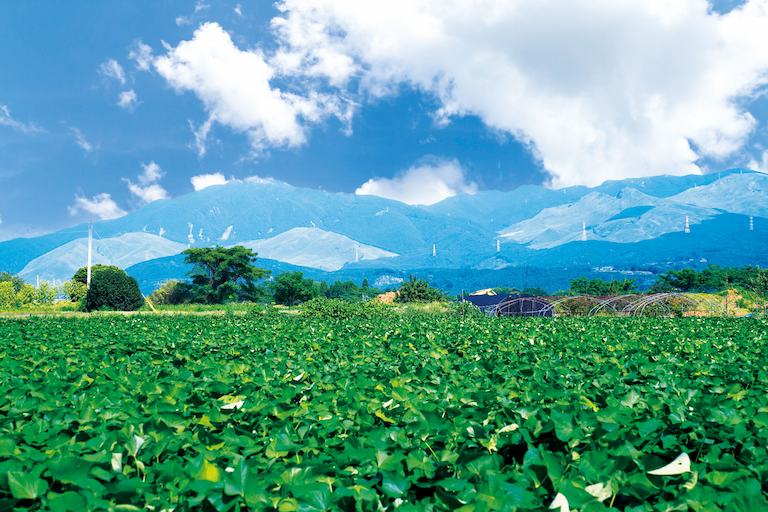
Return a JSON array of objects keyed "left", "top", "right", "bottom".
[{"left": 7, "top": 471, "right": 47, "bottom": 500}]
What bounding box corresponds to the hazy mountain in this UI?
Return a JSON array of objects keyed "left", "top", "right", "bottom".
[{"left": 1, "top": 169, "right": 765, "bottom": 290}]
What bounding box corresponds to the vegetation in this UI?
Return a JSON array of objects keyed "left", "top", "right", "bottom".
[
  {"left": 84, "top": 266, "right": 144, "bottom": 312},
  {"left": 0, "top": 314, "right": 766, "bottom": 509},
  {"left": 183, "top": 246, "right": 269, "bottom": 304},
  {"left": 395, "top": 277, "right": 446, "bottom": 303},
  {"left": 651, "top": 265, "right": 768, "bottom": 293},
  {"left": 272, "top": 271, "right": 320, "bottom": 306},
  {"left": 567, "top": 277, "right": 638, "bottom": 296}
]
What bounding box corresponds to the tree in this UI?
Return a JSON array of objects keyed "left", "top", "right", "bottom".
[
  {"left": 73, "top": 264, "right": 119, "bottom": 285},
  {"left": 0, "top": 282, "right": 17, "bottom": 308},
  {"left": 0, "top": 272, "right": 24, "bottom": 293},
  {"left": 84, "top": 267, "right": 145, "bottom": 311},
  {"left": 183, "top": 246, "right": 269, "bottom": 304},
  {"left": 273, "top": 272, "right": 319, "bottom": 306},
  {"left": 148, "top": 280, "right": 193, "bottom": 305},
  {"left": 395, "top": 277, "right": 445, "bottom": 303},
  {"left": 569, "top": 277, "right": 636, "bottom": 295},
  {"left": 63, "top": 280, "right": 88, "bottom": 302}
]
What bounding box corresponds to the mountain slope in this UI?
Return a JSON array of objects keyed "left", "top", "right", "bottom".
[{"left": 1, "top": 169, "right": 766, "bottom": 291}]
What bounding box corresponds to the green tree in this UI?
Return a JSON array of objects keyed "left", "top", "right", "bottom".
[
  {"left": 63, "top": 280, "right": 88, "bottom": 302},
  {"left": 273, "top": 272, "right": 319, "bottom": 306},
  {"left": 183, "top": 246, "right": 269, "bottom": 304},
  {"left": 34, "top": 282, "right": 56, "bottom": 304},
  {"left": 0, "top": 281, "right": 18, "bottom": 308},
  {"left": 84, "top": 267, "right": 145, "bottom": 311},
  {"left": 395, "top": 277, "right": 445, "bottom": 303},
  {"left": 148, "top": 280, "right": 193, "bottom": 305},
  {"left": 16, "top": 284, "right": 36, "bottom": 305},
  {"left": 0, "top": 272, "right": 24, "bottom": 293},
  {"left": 569, "top": 277, "right": 636, "bottom": 295},
  {"left": 73, "top": 264, "right": 120, "bottom": 285}
]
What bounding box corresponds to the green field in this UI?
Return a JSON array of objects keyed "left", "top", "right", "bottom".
[{"left": 1, "top": 314, "right": 767, "bottom": 511}]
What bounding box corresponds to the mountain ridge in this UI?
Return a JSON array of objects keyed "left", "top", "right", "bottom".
[{"left": 1, "top": 169, "right": 765, "bottom": 290}]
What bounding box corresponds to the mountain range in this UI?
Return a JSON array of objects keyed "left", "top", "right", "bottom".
[{"left": 1, "top": 169, "right": 766, "bottom": 294}]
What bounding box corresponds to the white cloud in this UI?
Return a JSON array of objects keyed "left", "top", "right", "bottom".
[
  {"left": 99, "top": 59, "right": 126, "bottom": 85},
  {"left": 220, "top": 225, "right": 234, "bottom": 241},
  {"left": 272, "top": 0, "right": 768, "bottom": 187},
  {"left": 0, "top": 104, "right": 42, "bottom": 134},
  {"left": 126, "top": 182, "right": 168, "bottom": 203},
  {"left": 355, "top": 159, "right": 476, "bottom": 205},
  {"left": 71, "top": 127, "right": 94, "bottom": 153},
  {"left": 191, "top": 172, "right": 229, "bottom": 191},
  {"left": 117, "top": 89, "right": 138, "bottom": 109},
  {"left": 748, "top": 149, "right": 768, "bottom": 172},
  {"left": 234, "top": 4, "right": 243, "bottom": 17},
  {"left": 153, "top": 22, "right": 352, "bottom": 155},
  {"left": 128, "top": 41, "right": 154, "bottom": 71},
  {"left": 69, "top": 193, "right": 126, "bottom": 220},
  {"left": 124, "top": 161, "right": 169, "bottom": 204},
  {"left": 139, "top": 161, "right": 163, "bottom": 184}
]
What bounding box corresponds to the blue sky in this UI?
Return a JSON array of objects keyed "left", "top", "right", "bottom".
[{"left": 1, "top": 0, "right": 766, "bottom": 239}]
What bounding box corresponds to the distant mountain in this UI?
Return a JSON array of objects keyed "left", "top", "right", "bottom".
[{"left": 1, "top": 169, "right": 765, "bottom": 292}]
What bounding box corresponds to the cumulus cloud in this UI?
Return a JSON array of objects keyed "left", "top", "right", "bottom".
[
  {"left": 124, "top": 161, "right": 169, "bottom": 204},
  {"left": 71, "top": 127, "right": 94, "bottom": 152},
  {"left": 191, "top": 172, "right": 229, "bottom": 191},
  {"left": 99, "top": 58, "right": 126, "bottom": 85},
  {"left": 0, "top": 104, "right": 42, "bottom": 134},
  {"left": 272, "top": 0, "right": 768, "bottom": 187},
  {"left": 69, "top": 193, "right": 126, "bottom": 220},
  {"left": 128, "top": 41, "right": 154, "bottom": 71},
  {"left": 355, "top": 159, "right": 476, "bottom": 205},
  {"left": 152, "top": 22, "right": 352, "bottom": 155},
  {"left": 117, "top": 90, "right": 138, "bottom": 109}
]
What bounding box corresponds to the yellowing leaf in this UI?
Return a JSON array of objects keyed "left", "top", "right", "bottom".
[{"left": 195, "top": 459, "right": 222, "bottom": 482}]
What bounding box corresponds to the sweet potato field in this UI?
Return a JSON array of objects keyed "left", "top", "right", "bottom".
[{"left": 1, "top": 314, "right": 767, "bottom": 511}]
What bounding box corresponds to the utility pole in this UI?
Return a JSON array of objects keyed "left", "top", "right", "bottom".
[{"left": 86, "top": 223, "right": 93, "bottom": 288}]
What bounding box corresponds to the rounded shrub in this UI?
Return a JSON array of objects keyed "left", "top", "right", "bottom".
[{"left": 84, "top": 267, "right": 145, "bottom": 312}]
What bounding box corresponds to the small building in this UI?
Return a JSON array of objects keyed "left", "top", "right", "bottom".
[{"left": 462, "top": 293, "right": 511, "bottom": 315}]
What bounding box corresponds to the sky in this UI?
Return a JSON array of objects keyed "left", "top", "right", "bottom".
[{"left": 1, "top": 0, "right": 768, "bottom": 240}]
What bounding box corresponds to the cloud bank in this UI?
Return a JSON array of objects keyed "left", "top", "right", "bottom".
[
  {"left": 270, "top": 0, "right": 768, "bottom": 187},
  {"left": 356, "top": 159, "right": 476, "bottom": 205}
]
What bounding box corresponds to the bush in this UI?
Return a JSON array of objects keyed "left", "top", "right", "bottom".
[
  {"left": 63, "top": 280, "right": 88, "bottom": 302},
  {"left": 395, "top": 278, "right": 445, "bottom": 303},
  {"left": 302, "top": 297, "right": 393, "bottom": 319},
  {"left": 84, "top": 267, "right": 145, "bottom": 312},
  {"left": 148, "top": 280, "right": 193, "bottom": 305},
  {"left": 449, "top": 300, "right": 487, "bottom": 318}
]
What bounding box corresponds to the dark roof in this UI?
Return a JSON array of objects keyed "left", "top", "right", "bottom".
[{"left": 462, "top": 294, "right": 515, "bottom": 307}]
